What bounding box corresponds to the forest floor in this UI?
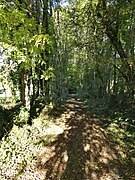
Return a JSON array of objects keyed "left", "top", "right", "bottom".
[{"left": 0, "top": 96, "right": 135, "bottom": 179}]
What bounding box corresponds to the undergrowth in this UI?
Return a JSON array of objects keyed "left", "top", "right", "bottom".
[
  {"left": 107, "top": 114, "right": 135, "bottom": 162},
  {"left": 0, "top": 115, "right": 56, "bottom": 179}
]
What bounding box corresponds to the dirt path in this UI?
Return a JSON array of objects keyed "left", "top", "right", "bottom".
[{"left": 22, "top": 97, "right": 135, "bottom": 180}]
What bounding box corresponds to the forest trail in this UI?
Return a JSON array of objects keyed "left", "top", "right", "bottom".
[{"left": 22, "top": 97, "right": 134, "bottom": 180}]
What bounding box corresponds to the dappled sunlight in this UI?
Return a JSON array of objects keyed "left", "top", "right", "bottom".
[
  {"left": 33, "top": 98, "right": 133, "bottom": 180},
  {"left": 43, "top": 123, "right": 64, "bottom": 135}
]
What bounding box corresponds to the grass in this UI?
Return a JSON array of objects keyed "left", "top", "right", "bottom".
[
  {"left": 107, "top": 116, "right": 135, "bottom": 163},
  {"left": 0, "top": 112, "right": 60, "bottom": 179}
]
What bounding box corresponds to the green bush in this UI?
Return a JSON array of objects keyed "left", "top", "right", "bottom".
[{"left": 14, "top": 107, "right": 29, "bottom": 126}]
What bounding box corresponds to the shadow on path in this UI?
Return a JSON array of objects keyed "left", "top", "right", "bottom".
[{"left": 36, "top": 98, "right": 135, "bottom": 180}]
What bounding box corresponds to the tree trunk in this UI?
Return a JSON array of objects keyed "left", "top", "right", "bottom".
[{"left": 98, "top": 0, "right": 133, "bottom": 88}]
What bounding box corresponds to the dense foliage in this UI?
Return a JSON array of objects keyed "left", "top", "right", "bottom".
[{"left": 0, "top": 0, "right": 134, "bottom": 113}]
